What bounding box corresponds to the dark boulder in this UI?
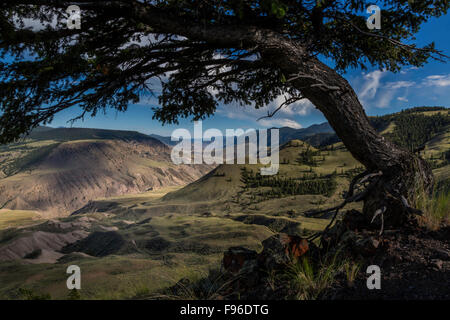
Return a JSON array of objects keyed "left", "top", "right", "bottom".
[
  {"left": 258, "top": 233, "right": 309, "bottom": 270},
  {"left": 223, "top": 246, "right": 258, "bottom": 274}
]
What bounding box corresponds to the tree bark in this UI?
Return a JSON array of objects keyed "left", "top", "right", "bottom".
[
  {"left": 261, "top": 42, "right": 433, "bottom": 227},
  {"left": 134, "top": 7, "right": 434, "bottom": 228}
]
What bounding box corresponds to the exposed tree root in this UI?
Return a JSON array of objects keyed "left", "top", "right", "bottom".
[{"left": 306, "top": 171, "right": 383, "bottom": 241}]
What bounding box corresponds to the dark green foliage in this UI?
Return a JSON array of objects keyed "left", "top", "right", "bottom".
[
  {"left": 427, "top": 150, "right": 450, "bottom": 169},
  {"left": 304, "top": 133, "right": 340, "bottom": 148},
  {"left": 435, "top": 178, "right": 450, "bottom": 194},
  {"left": 385, "top": 112, "right": 450, "bottom": 152},
  {"left": 213, "top": 172, "right": 226, "bottom": 177},
  {"left": 396, "top": 106, "right": 447, "bottom": 114},
  {"left": 17, "top": 288, "right": 51, "bottom": 300},
  {"left": 0, "top": 1, "right": 448, "bottom": 143},
  {"left": 365, "top": 107, "right": 450, "bottom": 152},
  {"left": 67, "top": 289, "right": 82, "bottom": 300},
  {"left": 240, "top": 167, "right": 336, "bottom": 198},
  {"left": 444, "top": 150, "right": 450, "bottom": 160},
  {"left": 296, "top": 107, "right": 449, "bottom": 149},
  {"left": 297, "top": 146, "right": 321, "bottom": 166}
]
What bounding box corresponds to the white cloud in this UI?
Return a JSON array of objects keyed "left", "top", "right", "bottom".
[
  {"left": 356, "top": 70, "right": 418, "bottom": 109},
  {"left": 279, "top": 98, "right": 314, "bottom": 116},
  {"left": 259, "top": 118, "right": 302, "bottom": 129},
  {"left": 359, "top": 70, "right": 386, "bottom": 100},
  {"left": 377, "top": 90, "right": 396, "bottom": 108},
  {"left": 400, "top": 66, "right": 419, "bottom": 74},
  {"left": 216, "top": 95, "right": 313, "bottom": 128},
  {"left": 422, "top": 74, "right": 450, "bottom": 87},
  {"left": 384, "top": 81, "right": 415, "bottom": 89}
]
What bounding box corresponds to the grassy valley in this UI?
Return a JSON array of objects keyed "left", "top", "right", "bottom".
[{"left": 0, "top": 107, "right": 448, "bottom": 299}]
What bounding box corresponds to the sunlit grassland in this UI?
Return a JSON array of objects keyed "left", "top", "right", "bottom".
[
  {"left": 419, "top": 165, "right": 450, "bottom": 229},
  {"left": 0, "top": 209, "right": 41, "bottom": 230},
  {"left": 0, "top": 214, "right": 272, "bottom": 299},
  {"left": 0, "top": 254, "right": 220, "bottom": 299}
]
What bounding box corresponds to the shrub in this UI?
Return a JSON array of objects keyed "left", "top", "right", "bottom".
[
  {"left": 285, "top": 252, "right": 348, "bottom": 300},
  {"left": 417, "top": 180, "right": 450, "bottom": 230}
]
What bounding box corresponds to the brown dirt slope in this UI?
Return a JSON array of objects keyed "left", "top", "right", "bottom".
[
  {"left": 0, "top": 138, "right": 212, "bottom": 216},
  {"left": 326, "top": 225, "right": 450, "bottom": 299}
]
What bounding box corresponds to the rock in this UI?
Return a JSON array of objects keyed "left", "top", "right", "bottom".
[
  {"left": 201, "top": 212, "right": 212, "bottom": 217},
  {"left": 220, "top": 234, "right": 311, "bottom": 299},
  {"left": 433, "top": 249, "right": 450, "bottom": 261},
  {"left": 342, "top": 209, "right": 366, "bottom": 231},
  {"left": 339, "top": 230, "right": 359, "bottom": 244},
  {"left": 321, "top": 220, "right": 348, "bottom": 249},
  {"left": 331, "top": 229, "right": 382, "bottom": 258},
  {"left": 258, "top": 234, "right": 290, "bottom": 269},
  {"left": 287, "top": 235, "right": 309, "bottom": 258},
  {"left": 431, "top": 259, "right": 443, "bottom": 270},
  {"left": 258, "top": 233, "right": 309, "bottom": 270},
  {"left": 354, "top": 236, "right": 380, "bottom": 257},
  {"left": 223, "top": 247, "right": 258, "bottom": 274},
  {"left": 223, "top": 234, "right": 310, "bottom": 275}
]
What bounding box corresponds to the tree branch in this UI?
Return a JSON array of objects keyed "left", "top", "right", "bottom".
[{"left": 257, "top": 95, "right": 305, "bottom": 121}]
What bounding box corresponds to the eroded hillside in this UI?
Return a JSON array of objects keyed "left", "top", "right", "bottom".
[
  {"left": 0, "top": 128, "right": 213, "bottom": 217},
  {"left": 0, "top": 108, "right": 448, "bottom": 299}
]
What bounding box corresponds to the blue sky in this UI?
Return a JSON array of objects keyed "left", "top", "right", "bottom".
[{"left": 47, "top": 12, "right": 450, "bottom": 136}]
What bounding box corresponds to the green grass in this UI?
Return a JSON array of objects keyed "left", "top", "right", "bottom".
[
  {"left": 417, "top": 178, "right": 450, "bottom": 229},
  {"left": 434, "top": 164, "right": 450, "bottom": 181},
  {"left": 0, "top": 209, "right": 40, "bottom": 230},
  {"left": 157, "top": 141, "right": 362, "bottom": 220},
  {"left": 0, "top": 209, "right": 273, "bottom": 299},
  {"left": 285, "top": 255, "right": 343, "bottom": 300},
  {"left": 0, "top": 254, "right": 216, "bottom": 299}
]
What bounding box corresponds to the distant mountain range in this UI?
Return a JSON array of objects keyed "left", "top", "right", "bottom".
[
  {"left": 149, "top": 122, "right": 334, "bottom": 147},
  {"left": 33, "top": 106, "right": 449, "bottom": 150},
  {"left": 29, "top": 126, "right": 158, "bottom": 142},
  {"left": 27, "top": 122, "right": 335, "bottom": 149}
]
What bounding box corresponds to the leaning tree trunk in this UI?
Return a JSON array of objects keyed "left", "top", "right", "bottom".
[
  {"left": 141, "top": 13, "right": 433, "bottom": 228},
  {"left": 262, "top": 42, "right": 433, "bottom": 228}
]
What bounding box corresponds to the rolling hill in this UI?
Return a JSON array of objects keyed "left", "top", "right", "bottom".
[
  {"left": 0, "top": 127, "right": 213, "bottom": 217},
  {"left": 148, "top": 106, "right": 449, "bottom": 149},
  {"left": 73, "top": 107, "right": 449, "bottom": 230},
  {"left": 0, "top": 107, "right": 448, "bottom": 299},
  {"left": 136, "top": 107, "right": 450, "bottom": 213}
]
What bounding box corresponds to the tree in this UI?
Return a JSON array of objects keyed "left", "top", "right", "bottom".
[{"left": 1, "top": 1, "right": 448, "bottom": 228}]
